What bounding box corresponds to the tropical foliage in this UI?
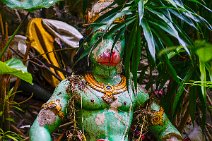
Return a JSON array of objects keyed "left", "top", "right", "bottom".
[
  {"left": 1, "top": 0, "right": 60, "bottom": 11},
  {"left": 84, "top": 0, "right": 212, "bottom": 129},
  {"left": 0, "top": 58, "right": 32, "bottom": 84},
  {"left": 0, "top": 0, "right": 59, "bottom": 139},
  {"left": 0, "top": 0, "right": 211, "bottom": 140}
]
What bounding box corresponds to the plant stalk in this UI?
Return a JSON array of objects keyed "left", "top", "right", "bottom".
[{"left": 0, "top": 12, "right": 30, "bottom": 59}]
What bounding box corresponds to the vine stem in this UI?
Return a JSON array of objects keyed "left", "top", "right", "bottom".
[{"left": 0, "top": 12, "right": 30, "bottom": 59}]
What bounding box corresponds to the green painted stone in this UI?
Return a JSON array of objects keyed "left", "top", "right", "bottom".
[{"left": 30, "top": 29, "right": 182, "bottom": 141}]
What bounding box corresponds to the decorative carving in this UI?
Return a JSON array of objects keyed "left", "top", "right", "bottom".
[
  {"left": 85, "top": 73, "right": 127, "bottom": 103},
  {"left": 86, "top": 0, "right": 124, "bottom": 24},
  {"left": 41, "top": 99, "right": 64, "bottom": 119},
  {"left": 150, "top": 107, "right": 164, "bottom": 126}
]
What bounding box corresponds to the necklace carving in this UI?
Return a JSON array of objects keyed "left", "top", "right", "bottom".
[{"left": 85, "top": 73, "right": 127, "bottom": 104}]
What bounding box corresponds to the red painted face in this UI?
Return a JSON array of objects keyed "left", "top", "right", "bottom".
[
  {"left": 97, "top": 49, "right": 121, "bottom": 66},
  {"left": 90, "top": 36, "right": 123, "bottom": 67}
]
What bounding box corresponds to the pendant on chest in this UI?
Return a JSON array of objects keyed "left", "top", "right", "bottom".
[{"left": 85, "top": 73, "right": 127, "bottom": 104}]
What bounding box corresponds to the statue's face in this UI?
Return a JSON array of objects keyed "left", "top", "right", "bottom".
[{"left": 90, "top": 31, "right": 124, "bottom": 67}]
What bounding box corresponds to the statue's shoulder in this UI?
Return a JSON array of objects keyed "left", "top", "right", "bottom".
[{"left": 65, "top": 74, "right": 87, "bottom": 94}]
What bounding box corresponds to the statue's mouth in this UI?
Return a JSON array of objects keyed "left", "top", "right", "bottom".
[{"left": 97, "top": 51, "right": 121, "bottom": 66}]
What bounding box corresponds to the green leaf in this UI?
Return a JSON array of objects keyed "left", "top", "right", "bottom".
[
  {"left": 115, "top": 0, "right": 126, "bottom": 5},
  {"left": 165, "top": 0, "right": 178, "bottom": 8},
  {"left": 105, "top": 7, "right": 131, "bottom": 29},
  {"left": 172, "top": 68, "right": 193, "bottom": 115},
  {"left": 196, "top": 41, "right": 212, "bottom": 62},
  {"left": 150, "top": 23, "right": 174, "bottom": 48},
  {"left": 189, "top": 87, "right": 197, "bottom": 122},
  {"left": 132, "top": 22, "right": 142, "bottom": 90},
  {"left": 2, "top": 0, "right": 60, "bottom": 12},
  {"left": 0, "top": 58, "right": 32, "bottom": 84},
  {"left": 181, "top": 10, "right": 212, "bottom": 30},
  {"left": 196, "top": 48, "right": 212, "bottom": 62},
  {"left": 188, "top": 0, "right": 212, "bottom": 12},
  {"left": 5, "top": 134, "right": 18, "bottom": 141},
  {"left": 147, "top": 8, "right": 190, "bottom": 54},
  {"left": 138, "top": 0, "right": 144, "bottom": 25},
  {"left": 110, "top": 28, "right": 126, "bottom": 56},
  {"left": 164, "top": 56, "right": 180, "bottom": 83},
  {"left": 5, "top": 118, "right": 15, "bottom": 123},
  {"left": 199, "top": 61, "right": 207, "bottom": 104},
  {"left": 169, "top": 9, "right": 197, "bottom": 29},
  {"left": 124, "top": 22, "right": 137, "bottom": 84},
  {"left": 199, "top": 60, "right": 207, "bottom": 128},
  {"left": 82, "top": 0, "right": 88, "bottom": 15},
  {"left": 149, "top": 18, "right": 184, "bottom": 41},
  {"left": 140, "top": 19, "right": 156, "bottom": 60},
  {"left": 13, "top": 106, "right": 24, "bottom": 112},
  {"left": 205, "top": 63, "right": 212, "bottom": 81},
  {"left": 104, "top": 16, "right": 136, "bottom": 38}
]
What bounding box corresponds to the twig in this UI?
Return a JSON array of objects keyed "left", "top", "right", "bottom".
[
  {"left": 14, "top": 10, "right": 22, "bottom": 23},
  {"left": 56, "top": 132, "right": 65, "bottom": 141},
  {"left": 24, "top": 137, "right": 29, "bottom": 141},
  {"left": 206, "top": 123, "right": 212, "bottom": 129},
  {"left": 205, "top": 125, "right": 212, "bottom": 141},
  {"left": 0, "top": 14, "right": 4, "bottom": 37},
  {"left": 27, "top": 48, "right": 74, "bottom": 61},
  {"left": 10, "top": 124, "right": 26, "bottom": 137},
  {"left": 0, "top": 12, "right": 30, "bottom": 58},
  {"left": 59, "top": 122, "right": 73, "bottom": 128},
  {"left": 17, "top": 93, "right": 33, "bottom": 104},
  {"left": 207, "top": 94, "right": 212, "bottom": 106},
  {"left": 29, "top": 58, "right": 62, "bottom": 81},
  {"left": 178, "top": 107, "right": 190, "bottom": 132},
  {"left": 9, "top": 46, "right": 24, "bottom": 58}
]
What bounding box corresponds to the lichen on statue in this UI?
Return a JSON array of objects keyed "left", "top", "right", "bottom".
[{"left": 29, "top": 1, "right": 183, "bottom": 141}]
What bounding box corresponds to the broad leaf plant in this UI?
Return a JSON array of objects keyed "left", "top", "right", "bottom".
[{"left": 84, "top": 0, "right": 212, "bottom": 130}]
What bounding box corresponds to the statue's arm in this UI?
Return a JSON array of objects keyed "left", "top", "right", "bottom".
[
  {"left": 134, "top": 87, "right": 182, "bottom": 141},
  {"left": 30, "top": 79, "right": 71, "bottom": 141},
  {"left": 147, "top": 102, "right": 182, "bottom": 141}
]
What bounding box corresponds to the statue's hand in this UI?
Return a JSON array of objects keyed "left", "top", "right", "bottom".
[{"left": 166, "top": 136, "right": 182, "bottom": 141}]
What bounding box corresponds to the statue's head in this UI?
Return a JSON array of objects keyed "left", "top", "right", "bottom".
[
  {"left": 86, "top": 0, "right": 125, "bottom": 68},
  {"left": 89, "top": 29, "right": 124, "bottom": 68}
]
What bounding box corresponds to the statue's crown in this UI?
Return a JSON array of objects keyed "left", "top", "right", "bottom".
[{"left": 86, "top": 0, "right": 123, "bottom": 24}]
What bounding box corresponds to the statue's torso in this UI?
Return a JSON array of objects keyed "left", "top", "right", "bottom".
[{"left": 68, "top": 75, "right": 147, "bottom": 141}]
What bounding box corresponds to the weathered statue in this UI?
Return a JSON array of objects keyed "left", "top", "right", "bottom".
[{"left": 29, "top": 1, "right": 183, "bottom": 141}]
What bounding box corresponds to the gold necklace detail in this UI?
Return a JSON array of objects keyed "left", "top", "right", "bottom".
[{"left": 84, "top": 73, "right": 127, "bottom": 104}]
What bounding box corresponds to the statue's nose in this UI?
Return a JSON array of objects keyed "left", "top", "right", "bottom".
[
  {"left": 97, "top": 49, "right": 121, "bottom": 66},
  {"left": 102, "top": 49, "right": 118, "bottom": 59}
]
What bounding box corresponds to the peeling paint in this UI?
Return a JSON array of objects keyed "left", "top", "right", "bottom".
[
  {"left": 37, "top": 109, "right": 56, "bottom": 126},
  {"left": 114, "top": 113, "right": 128, "bottom": 126},
  {"left": 95, "top": 113, "right": 105, "bottom": 125},
  {"left": 67, "top": 75, "right": 86, "bottom": 94},
  {"left": 109, "top": 98, "right": 122, "bottom": 112},
  {"left": 125, "top": 93, "right": 130, "bottom": 98}
]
